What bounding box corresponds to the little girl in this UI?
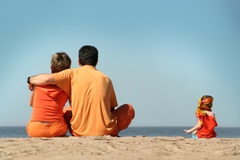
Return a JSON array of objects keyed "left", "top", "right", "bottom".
[{"left": 184, "top": 95, "right": 218, "bottom": 138}]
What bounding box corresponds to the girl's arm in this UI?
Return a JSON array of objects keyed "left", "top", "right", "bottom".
[
  {"left": 206, "top": 111, "right": 215, "bottom": 118},
  {"left": 184, "top": 118, "right": 202, "bottom": 134}
]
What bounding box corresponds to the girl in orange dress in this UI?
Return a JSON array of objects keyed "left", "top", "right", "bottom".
[{"left": 184, "top": 95, "right": 218, "bottom": 138}]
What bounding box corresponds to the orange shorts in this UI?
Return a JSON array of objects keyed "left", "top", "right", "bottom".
[
  {"left": 26, "top": 119, "right": 68, "bottom": 138},
  {"left": 63, "top": 104, "right": 135, "bottom": 136},
  {"left": 110, "top": 104, "right": 135, "bottom": 136}
]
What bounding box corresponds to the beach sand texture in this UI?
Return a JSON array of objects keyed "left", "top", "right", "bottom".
[{"left": 1, "top": 136, "right": 240, "bottom": 160}]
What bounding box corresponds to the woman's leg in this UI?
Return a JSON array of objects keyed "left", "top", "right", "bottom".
[
  {"left": 63, "top": 106, "right": 73, "bottom": 134},
  {"left": 26, "top": 119, "right": 68, "bottom": 137}
]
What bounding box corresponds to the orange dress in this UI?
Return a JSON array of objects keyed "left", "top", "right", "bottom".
[{"left": 196, "top": 115, "right": 218, "bottom": 138}]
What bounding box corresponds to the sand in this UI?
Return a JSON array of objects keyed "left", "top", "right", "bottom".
[{"left": 1, "top": 136, "right": 240, "bottom": 160}]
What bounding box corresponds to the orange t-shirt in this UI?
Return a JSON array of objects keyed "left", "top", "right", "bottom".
[
  {"left": 53, "top": 65, "right": 118, "bottom": 136},
  {"left": 196, "top": 115, "right": 218, "bottom": 138},
  {"left": 30, "top": 85, "right": 68, "bottom": 122}
]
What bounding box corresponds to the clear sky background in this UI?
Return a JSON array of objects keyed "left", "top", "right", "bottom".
[{"left": 0, "top": 0, "right": 239, "bottom": 127}]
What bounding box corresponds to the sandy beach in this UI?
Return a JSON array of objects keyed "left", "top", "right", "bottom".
[{"left": 1, "top": 136, "right": 240, "bottom": 160}]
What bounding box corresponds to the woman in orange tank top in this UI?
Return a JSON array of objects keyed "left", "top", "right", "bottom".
[{"left": 26, "top": 52, "right": 71, "bottom": 137}]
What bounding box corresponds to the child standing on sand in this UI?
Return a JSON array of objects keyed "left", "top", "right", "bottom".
[
  {"left": 26, "top": 52, "right": 71, "bottom": 137},
  {"left": 184, "top": 95, "right": 218, "bottom": 138}
]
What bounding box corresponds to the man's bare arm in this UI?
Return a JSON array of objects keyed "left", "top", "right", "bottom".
[{"left": 28, "top": 74, "right": 56, "bottom": 90}]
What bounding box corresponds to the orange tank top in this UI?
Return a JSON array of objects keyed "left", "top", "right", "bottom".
[{"left": 30, "top": 85, "right": 68, "bottom": 122}]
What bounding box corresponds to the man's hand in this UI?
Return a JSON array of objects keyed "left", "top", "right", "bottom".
[{"left": 27, "top": 74, "right": 56, "bottom": 88}]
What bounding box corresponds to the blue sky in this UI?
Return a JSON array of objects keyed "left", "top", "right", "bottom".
[{"left": 0, "top": 0, "right": 239, "bottom": 127}]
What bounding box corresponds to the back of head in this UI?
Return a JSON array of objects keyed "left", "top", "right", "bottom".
[
  {"left": 197, "top": 95, "right": 214, "bottom": 110},
  {"left": 78, "top": 45, "right": 98, "bottom": 67},
  {"left": 51, "top": 52, "right": 71, "bottom": 73},
  {"left": 196, "top": 95, "right": 214, "bottom": 119}
]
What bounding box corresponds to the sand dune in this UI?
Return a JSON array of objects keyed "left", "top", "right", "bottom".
[{"left": 1, "top": 136, "right": 240, "bottom": 160}]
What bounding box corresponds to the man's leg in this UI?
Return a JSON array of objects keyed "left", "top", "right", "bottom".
[{"left": 111, "top": 104, "right": 135, "bottom": 136}]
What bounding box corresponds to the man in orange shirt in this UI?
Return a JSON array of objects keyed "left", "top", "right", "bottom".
[
  {"left": 27, "top": 45, "right": 135, "bottom": 136},
  {"left": 26, "top": 52, "right": 71, "bottom": 137}
]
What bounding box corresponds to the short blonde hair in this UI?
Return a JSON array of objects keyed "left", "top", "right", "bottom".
[{"left": 51, "top": 52, "right": 71, "bottom": 73}]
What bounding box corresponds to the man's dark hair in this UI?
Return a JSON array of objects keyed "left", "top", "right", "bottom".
[{"left": 79, "top": 45, "right": 98, "bottom": 66}]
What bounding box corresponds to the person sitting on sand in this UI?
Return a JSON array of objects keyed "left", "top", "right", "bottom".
[
  {"left": 27, "top": 45, "right": 135, "bottom": 136},
  {"left": 26, "top": 52, "right": 71, "bottom": 137},
  {"left": 184, "top": 95, "right": 218, "bottom": 138}
]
